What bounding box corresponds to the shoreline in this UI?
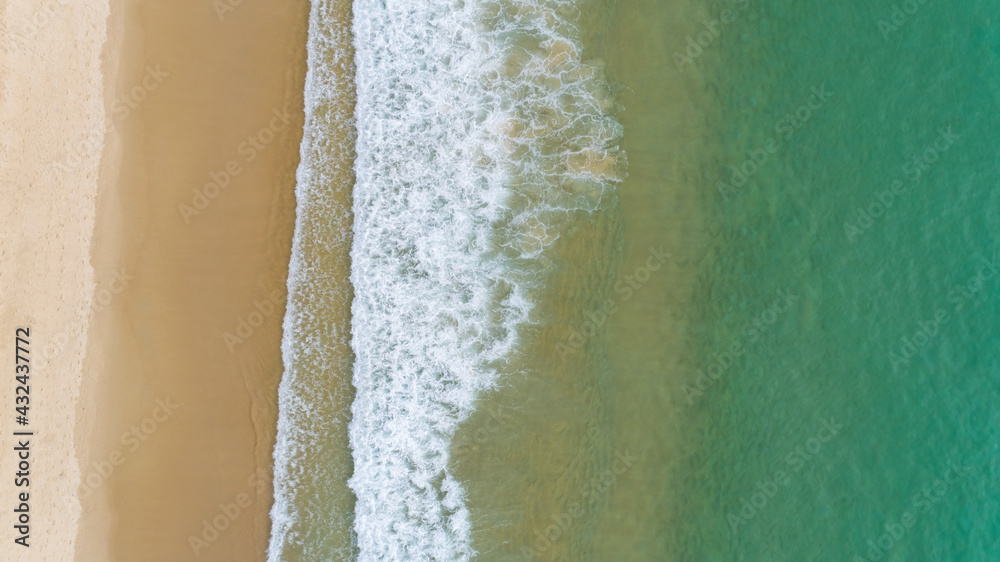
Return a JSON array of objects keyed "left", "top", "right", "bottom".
[
  {"left": 267, "top": 0, "right": 359, "bottom": 558},
  {"left": 3, "top": 0, "right": 714, "bottom": 559},
  {"left": 75, "top": 0, "right": 310, "bottom": 560},
  {"left": 74, "top": 1, "right": 125, "bottom": 557}
]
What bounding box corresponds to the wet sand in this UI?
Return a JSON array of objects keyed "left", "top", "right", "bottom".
[{"left": 76, "top": 0, "right": 309, "bottom": 560}]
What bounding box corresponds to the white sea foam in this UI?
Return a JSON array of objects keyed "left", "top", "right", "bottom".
[
  {"left": 348, "top": 0, "right": 625, "bottom": 559},
  {"left": 268, "top": 0, "right": 358, "bottom": 560}
]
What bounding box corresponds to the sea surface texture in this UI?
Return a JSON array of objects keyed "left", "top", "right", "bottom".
[
  {"left": 270, "top": 0, "right": 1000, "bottom": 560},
  {"left": 670, "top": 1, "right": 1000, "bottom": 560}
]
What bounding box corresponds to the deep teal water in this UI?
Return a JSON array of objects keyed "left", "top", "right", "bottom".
[{"left": 674, "top": 1, "right": 1000, "bottom": 560}]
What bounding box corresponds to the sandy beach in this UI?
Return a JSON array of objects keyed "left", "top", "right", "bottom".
[
  {"left": 0, "top": 1, "right": 108, "bottom": 560},
  {"left": 3, "top": 0, "right": 308, "bottom": 560},
  {"left": 74, "top": 0, "right": 309, "bottom": 560}
]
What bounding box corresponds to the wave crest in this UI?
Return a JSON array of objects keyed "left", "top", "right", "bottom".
[{"left": 349, "top": 0, "right": 625, "bottom": 559}]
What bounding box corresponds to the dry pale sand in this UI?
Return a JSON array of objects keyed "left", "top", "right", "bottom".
[
  {"left": 70, "top": 0, "right": 309, "bottom": 561},
  {"left": 0, "top": 0, "right": 109, "bottom": 560}
]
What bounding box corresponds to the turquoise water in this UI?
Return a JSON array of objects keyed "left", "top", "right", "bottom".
[{"left": 671, "top": 1, "right": 1000, "bottom": 559}]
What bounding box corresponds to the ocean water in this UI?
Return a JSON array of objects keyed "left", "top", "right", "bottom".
[
  {"left": 666, "top": 1, "right": 1000, "bottom": 560},
  {"left": 270, "top": 0, "right": 1000, "bottom": 560}
]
